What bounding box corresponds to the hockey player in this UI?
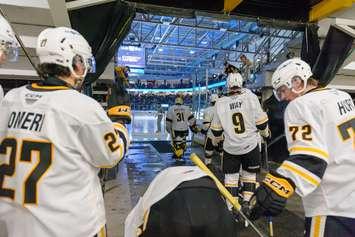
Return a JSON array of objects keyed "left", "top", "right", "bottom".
[
  {"left": 166, "top": 96, "right": 198, "bottom": 159},
  {"left": 125, "top": 166, "right": 238, "bottom": 237},
  {"left": 0, "top": 15, "right": 19, "bottom": 102},
  {"left": 249, "top": 58, "right": 355, "bottom": 237},
  {"left": 201, "top": 94, "right": 223, "bottom": 166},
  {"left": 211, "top": 72, "right": 270, "bottom": 210},
  {"left": 0, "top": 27, "right": 129, "bottom": 237}
]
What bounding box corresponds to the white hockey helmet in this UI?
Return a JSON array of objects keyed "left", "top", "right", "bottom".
[
  {"left": 210, "top": 94, "right": 218, "bottom": 103},
  {"left": 227, "top": 72, "right": 243, "bottom": 90},
  {"left": 36, "top": 27, "right": 95, "bottom": 79},
  {"left": 271, "top": 58, "right": 312, "bottom": 95},
  {"left": 0, "top": 15, "right": 19, "bottom": 62}
]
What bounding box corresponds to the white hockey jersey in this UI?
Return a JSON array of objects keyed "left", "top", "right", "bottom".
[
  {"left": 277, "top": 88, "right": 355, "bottom": 218},
  {"left": 166, "top": 104, "right": 195, "bottom": 132},
  {"left": 211, "top": 89, "right": 268, "bottom": 155},
  {"left": 125, "top": 166, "right": 207, "bottom": 237},
  {"left": 0, "top": 84, "right": 3, "bottom": 103},
  {"left": 0, "top": 83, "right": 127, "bottom": 237},
  {"left": 203, "top": 105, "right": 216, "bottom": 139}
]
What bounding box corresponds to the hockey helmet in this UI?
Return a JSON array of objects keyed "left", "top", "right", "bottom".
[
  {"left": 210, "top": 94, "right": 219, "bottom": 103},
  {"left": 0, "top": 15, "right": 19, "bottom": 62},
  {"left": 175, "top": 97, "right": 183, "bottom": 105},
  {"left": 36, "top": 27, "right": 95, "bottom": 79},
  {"left": 272, "top": 58, "right": 312, "bottom": 95},
  {"left": 227, "top": 72, "right": 243, "bottom": 90}
]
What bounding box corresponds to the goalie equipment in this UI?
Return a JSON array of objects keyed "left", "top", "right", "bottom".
[
  {"left": 175, "top": 97, "right": 183, "bottom": 105},
  {"left": 172, "top": 142, "right": 186, "bottom": 159}
]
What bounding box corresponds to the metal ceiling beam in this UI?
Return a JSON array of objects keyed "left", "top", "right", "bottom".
[
  {"left": 47, "top": 0, "right": 71, "bottom": 27},
  {"left": 124, "top": 39, "right": 258, "bottom": 54},
  {"left": 133, "top": 18, "right": 295, "bottom": 40},
  {"left": 224, "top": 0, "right": 243, "bottom": 13},
  {"left": 309, "top": 0, "right": 354, "bottom": 22},
  {"left": 66, "top": 0, "right": 115, "bottom": 11}
]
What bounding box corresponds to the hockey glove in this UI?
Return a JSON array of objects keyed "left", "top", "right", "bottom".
[
  {"left": 190, "top": 125, "right": 201, "bottom": 134},
  {"left": 249, "top": 172, "right": 295, "bottom": 221},
  {"left": 201, "top": 128, "right": 208, "bottom": 135},
  {"left": 107, "top": 105, "right": 132, "bottom": 124}
]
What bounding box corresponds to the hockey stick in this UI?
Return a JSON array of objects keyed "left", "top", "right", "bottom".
[
  {"left": 263, "top": 139, "right": 274, "bottom": 237},
  {"left": 0, "top": 8, "right": 41, "bottom": 77},
  {"left": 190, "top": 153, "right": 266, "bottom": 237}
]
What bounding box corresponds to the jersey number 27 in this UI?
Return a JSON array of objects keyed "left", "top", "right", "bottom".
[{"left": 0, "top": 138, "right": 52, "bottom": 205}]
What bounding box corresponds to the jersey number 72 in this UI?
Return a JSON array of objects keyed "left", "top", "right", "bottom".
[{"left": 0, "top": 138, "right": 52, "bottom": 205}]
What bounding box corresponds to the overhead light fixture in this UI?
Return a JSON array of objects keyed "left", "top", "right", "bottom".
[
  {"left": 201, "top": 41, "right": 208, "bottom": 45},
  {"left": 190, "top": 50, "right": 195, "bottom": 54},
  {"left": 158, "top": 48, "right": 163, "bottom": 52}
]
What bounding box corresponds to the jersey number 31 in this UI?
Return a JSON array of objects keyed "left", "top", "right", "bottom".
[{"left": 0, "top": 138, "right": 52, "bottom": 205}]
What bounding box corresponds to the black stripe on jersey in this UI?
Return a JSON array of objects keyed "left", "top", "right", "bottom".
[
  {"left": 188, "top": 115, "right": 194, "bottom": 121},
  {"left": 287, "top": 154, "right": 328, "bottom": 180},
  {"left": 256, "top": 121, "right": 268, "bottom": 130},
  {"left": 166, "top": 118, "right": 172, "bottom": 122},
  {"left": 211, "top": 129, "right": 223, "bottom": 137},
  {"left": 116, "top": 130, "right": 128, "bottom": 157}
]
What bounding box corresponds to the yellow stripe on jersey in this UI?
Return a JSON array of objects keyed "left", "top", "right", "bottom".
[
  {"left": 311, "top": 216, "right": 326, "bottom": 237},
  {"left": 313, "top": 216, "right": 321, "bottom": 237},
  {"left": 256, "top": 116, "right": 268, "bottom": 125},
  {"left": 280, "top": 162, "right": 320, "bottom": 187},
  {"left": 289, "top": 146, "right": 329, "bottom": 160},
  {"left": 210, "top": 125, "right": 223, "bottom": 130},
  {"left": 98, "top": 226, "right": 106, "bottom": 237},
  {"left": 31, "top": 83, "right": 69, "bottom": 90}
]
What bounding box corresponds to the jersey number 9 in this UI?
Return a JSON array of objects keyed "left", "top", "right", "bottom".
[{"left": 232, "top": 112, "right": 245, "bottom": 134}]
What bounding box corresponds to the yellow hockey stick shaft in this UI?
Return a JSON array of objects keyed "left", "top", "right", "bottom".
[{"left": 190, "top": 153, "right": 266, "bottom": 237}]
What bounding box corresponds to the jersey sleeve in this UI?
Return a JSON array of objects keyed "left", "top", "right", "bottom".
[
  {"left": 113, "top": 122, "right": 130, "bottom": 157},
  {"left": 0, "top": 85, "right": 3, "bottom": 103},
  {"left": 165, "top": 108, "right": 173, "bottom": 132},
  {"left": 77, "top": 108, "right": 125, "bottom": 168},
  {"left": 202, "top": 108, "right": 212, "bottom": 132},
  {"left": 277, "top": 101, "right": 329, "bottom": 197},
  {"left": 186, "top": 107, "right": 196, "bottom": 127},
  {"left": 210, "top": 104, "right": 223, "bottom": 138}
]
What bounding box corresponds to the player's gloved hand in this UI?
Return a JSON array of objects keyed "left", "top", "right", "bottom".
[
  {"left": 248, "top": 172, "right": 295, "bottom": 221},
  {"left": 190, "top": 125, "right": 200, "bottom": 134},
  {"left": 107, "top": 105, "right": 132, "bottom": 124}
]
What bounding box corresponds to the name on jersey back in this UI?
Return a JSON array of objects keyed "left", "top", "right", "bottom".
[
  {"left": 337, "top": 98, "right": 354, "bottom": 116},
  {"left": 7, "top": 111, "right": 45, "bottom": 132},
  {"left": 229, "top": 101, "right": 242, "bottom": 110}
]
